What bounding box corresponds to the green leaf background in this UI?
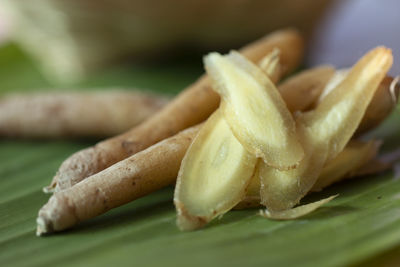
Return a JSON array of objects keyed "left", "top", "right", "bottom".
[{"left": 1, "top": 44, "right": 400, "bottom": 267}]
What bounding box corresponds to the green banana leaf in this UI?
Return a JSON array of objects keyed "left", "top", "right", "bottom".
[{"left": 1, "top": 44, "right": 400, "bottom": 267}]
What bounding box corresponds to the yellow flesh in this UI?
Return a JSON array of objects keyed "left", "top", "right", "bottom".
[
  {"left": 312, "top": 140, "right": 380, "bottom": 191},
  {"left": 237, "top": 140, "right": 380, "bottom": 209},
  {"left": 175, "top": 47, "right": 392, "bottom": 228},
  {"left": 303, "top": 47, "right": 392, "bottom": 160},
  {"left": 204, "top": 51, "right": 304, "bottom": 170},
  {"left": 317, "top": 68, "right": 349, "bottom": 102},
  {"left": 259, "top": 47, "right": 392, "bottom": 211},
  {"left": 174, "top": 110, "right": 257, "bottom": 231}
]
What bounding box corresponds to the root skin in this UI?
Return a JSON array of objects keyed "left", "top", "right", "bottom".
[
  {"left": 51, "top": 29, "right": 305, "bottom": 191},
  {"left": 0, "top": 90, "right": 168, "bottom": 139},
  {"left": 37, "top": 126, "right": 200, "bottom": 235}
]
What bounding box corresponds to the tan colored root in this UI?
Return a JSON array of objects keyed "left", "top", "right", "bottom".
[
  {"left": 357, "top": 146, "right": 400, "bottom": 177},
  {"left": 37, "top": 125, "right": 201, "bottom": 235},
  {"left": 355, "top": 76, "right": 400, "bottom": 135},
  {"left": 278, "top": 65, "right": 335, "bottom": 112},
  {"left": 49, "top": 29, "right": 304, "bottom": 192},
  {"left": 0, "top": 90, "right": 168, "bottom": 139}
]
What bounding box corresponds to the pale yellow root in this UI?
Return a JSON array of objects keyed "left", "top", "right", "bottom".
[
  {"left": 259, "top": 195, "right": 338, "bottom": 220},
  {"left": 0, "top": 90, "right": 168, "bottom": 139},
  {"left": 37, "top": 125, "right": 201, "bottom": 235},
  {"left": 234, "top": 140, "right": 380, "bottom": 210},
  {"left": 174, "top": 110, "right": 257, "bottom": 231},
  {"left": 259, "top": 47, "right": 393, "bottom": 211},
  {"left": 315, "top": 73, "right": 399, "bottom": 136},
  {"left": 311, "top": 140, "right": 381, "bottom": 191},
  {"left": 48, "top": 29, "right": 304, "bottom": 193},
  {"left": 205, "top": 51, "right": 304, "bottom": 170}
]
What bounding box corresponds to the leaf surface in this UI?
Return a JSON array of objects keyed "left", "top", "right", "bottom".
[{"left": 1, "top": 43, "right": 400, "bottom": 267}]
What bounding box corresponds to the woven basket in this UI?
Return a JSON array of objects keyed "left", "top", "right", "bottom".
[{"left": 3, "top": 0, "right": 333, "bottom": 82}]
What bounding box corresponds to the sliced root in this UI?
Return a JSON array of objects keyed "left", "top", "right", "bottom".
[
  {"left": 174, "top": 110, "right": 257, "bottom": 231},
  {"left": 260, "top": 195, "right": 338, "bottom": 220}
]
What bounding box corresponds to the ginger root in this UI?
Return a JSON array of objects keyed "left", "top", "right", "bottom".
[
  {"left": 235, "top": 140, "right": 382, "bottom": 209},
  {"left": 174, "top": 111, "right": 256, "bottom": 231},
  {"left": 36, "top": 68, "right": 397, "bottom": 233},
  {"left": 47, "top": 29, "right": 305, "bottom": 193},
  {"left": 37, "top": 48, "right": 399, "bottom": 234},
  {"left": 205, "top": 51, "right": 304, "bottom": 170},
  {"left": 259, "top": 47, "right": 393, "bottom": 211},
  {"left": 0, "top": 90, "right": 168, "bottom": 139},
  {"left": 176, "top": 47, "right": 393, "bottom": 229},
  {"left": 37, "top": 125, "right": 201, "bottom": 235},
  {"left": 174, "top": 49, "right": 282, "bottom": 231}
]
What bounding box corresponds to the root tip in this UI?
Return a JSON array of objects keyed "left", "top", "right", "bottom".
[{"left": 36, "top": 216, "right": 53, "bottom": 236}]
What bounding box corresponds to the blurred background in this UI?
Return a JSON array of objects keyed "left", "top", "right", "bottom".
[
  {"left": 1, "top": 2, "right": 400, "bottom": 266},
  {"left": 0, "top": 0, "right": 399, "bottom": 89}
]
